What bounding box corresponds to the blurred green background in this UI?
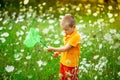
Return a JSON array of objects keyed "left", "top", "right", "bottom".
[{"left": 0, "top": 0, "right": 120, "bottom": 80}]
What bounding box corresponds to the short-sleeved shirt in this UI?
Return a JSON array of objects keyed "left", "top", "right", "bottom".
[{"left": 60, "top": 29, "right": 80, "bottom": 67}]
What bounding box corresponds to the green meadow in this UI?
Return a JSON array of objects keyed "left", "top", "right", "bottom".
[{"left": 0, "top": 2, "right": 120, "bottom": 80}]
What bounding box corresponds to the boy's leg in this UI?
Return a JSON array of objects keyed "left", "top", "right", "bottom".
[
  {"left": 60, "top": 63, "right": 78, "bottom": 80},
  {"left": 60, "top": 63, "right": 66, "bottom": 80}
]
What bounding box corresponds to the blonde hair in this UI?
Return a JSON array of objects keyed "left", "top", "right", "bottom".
[{"left": 61, "top": 14, "right": 76, "bottom": 28}]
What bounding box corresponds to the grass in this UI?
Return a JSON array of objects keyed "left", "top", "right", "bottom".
[{"left": 0, "top": 3, "right": 120, "bottom": 80}]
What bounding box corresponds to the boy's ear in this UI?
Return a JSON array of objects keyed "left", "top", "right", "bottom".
[{"left": 73, "top": 25, "right": 76, "bottom": 28}]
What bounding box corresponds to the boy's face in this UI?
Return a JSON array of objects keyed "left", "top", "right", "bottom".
[{"left": 61, "top": 26, "right": 75, "bottom": 35}]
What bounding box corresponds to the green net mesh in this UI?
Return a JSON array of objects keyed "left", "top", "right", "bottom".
[{"left": 23, "top": 27, "right": 47, "bottom": 48}]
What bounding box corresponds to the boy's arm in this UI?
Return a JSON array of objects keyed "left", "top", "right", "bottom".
[{"left": 47, "top": 44, "right": 72, "bottom": 52}]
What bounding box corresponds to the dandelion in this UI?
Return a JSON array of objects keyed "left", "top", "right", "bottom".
[
  {"left": 16, "top": 32, "right": 20, "bottom": 37},
  {"left": 3, "top": 20, "right": 8, "bottom": 24},
  {"left": 112, "top": 43, "right": 120, "bottom": 49},
  {"left": 20, "top": 31, "right": 24, "bottom": 35},
  {"left": 16, "top": 31, "right": 24, "bottom": 37},
  {"left": 94, "top": 75, "right": 98, "bottom": 80},
  {"left": 76, "top": 7, "right": 80, "bottom": 11},
  {"left": 42, "top": 28, "right": 49, "bottom": 34},
  {"left": 54, "top": 40, "right": 60, "bottom": 44},
  {"left": 15, "top": 70, "right": 22, "bottom": 74},
  {"left": 5, "top": 65, "right": 14, "bottom": 72},
  {"left": 104, "top": 33, "right": 114, "bottom": 44},
  {"left": 114, "top": 13, "right": 118, "bottom": 17},
  {"left": 108, "top": 5, "right": 113, "bottom": 10},
  {"left": 49, "top": 26, "right": 54, "bottom": 30},
  {"left": 0, "top": 18, "right": 2, "bottom": 21},
  {"left": 93, "top": 55, "right": 99, "bottom": 60},
  {"left": 107, "top": 13, "right": 113, "bottom": 18},
  {"left": 79, "top": 65, "right": 88, "bottom": 73},
  {"left": 24, "top": 61, "right": 27, "bottom": 65},
  {"left": 9, "top": 25, "right": 13, "bottom": 30},
  {"left": 54, "top": 34, "right": 59, "bottom": 39},
  {"left": 59, "top": 73, "right": 62, "bottom": 78},
  {"left": 37, "top": 60, "right": 43, "bottom": 67},
  {"left": 118, "top": 72, "right": 120, "bottom": 77},
  {"left": 24, "top": 0, "right": 29, "bottom": 5},
  {"left": 12, "top": 12, "right": 16, "bottom": 19},
  {"left": 21, "top": 49, "right": 24, "bottom": 52},
  {"left": 118, "top": 56, "right": 120, "bottom": 60},
  {"left": 0, "top": 26, "right": 3, "bottom": 30},
  {"left": 79, "top": 20, "right": 84, "bottom": 23},
  {"left": 26, "top": 55, "right": 31, "bottom": 60},
  {"left": 95, "top": 56, "right": 108, "bottom": 72},
  {"left": 21, "top": 26, "right": 26, "bottom": 30},
  {"left": 37, "top": 18, "right": 43, "bottom": 22},
  {"left": 48, "top": 19, "right": 54, "bottom": 24},
  {"left": 16, "top": 42, "right": 19, "bottom": 45},
  {"left": 18, "top": 37, "right": 22, "bottom": 41},
  {"left": 110, "top": 29, "right": 116, "bottom": 34},
  {"left": 109, "top": 18, "right": 115, "bottom": 23},
  {"left": 42, "top": 62, "right": 47, "bottom": 66},
  {"left": 27, "top": 75, "right": 33, "bottom": 79},
  {"left": 1, "top": 32, "right": 9, "bottom": 37},
  {"left": 93, "top": 12, "right": 98, "bottom": 17},
  {"left": 15, "top": 15, "right": 25, "bottom": 23},
  {"left": 14, "top": 53, "right": 22, "bottom": 61},
  {"left": 99, "top": 44, "right": 102, "bottom": 49},
  {"left": 61, "top": 7, "right": 65, "bottom": 11},
  {"left": 115, "top": 33, "right": 120, "bottom": 40},
  {"left": 87, "top": 41, "right": 92, "bottom": 46},
  {"left": 87, "top": 9, "right": 92, "bottom": 15},
  {"left": 0, "top": 38, "right": 6, "bottom": 43},
  {"left": 36, "top": 28, "right": 39, "bottom": 32},
  {"left": 42, "top": 2, "right": 46, "bottom": 6}
]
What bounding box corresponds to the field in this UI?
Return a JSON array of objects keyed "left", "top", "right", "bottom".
[{"left": 0, "top": 2, "right": 120, "bottom": 80}]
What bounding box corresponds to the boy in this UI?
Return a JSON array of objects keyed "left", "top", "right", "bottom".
[{"left": 47, "top": 14, "right": 80, "bottom": 80}]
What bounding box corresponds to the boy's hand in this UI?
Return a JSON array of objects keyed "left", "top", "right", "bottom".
[
  {"left": 53, "top": 52, "right": 60, "bottom": 58},
  {"left": 47, "top": 46, "right": 54, "bottom": 52}
]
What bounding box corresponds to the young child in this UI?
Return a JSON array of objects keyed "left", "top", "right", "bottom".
[{"left": 47, "top": 14, "right": 80, "bottom": 80}]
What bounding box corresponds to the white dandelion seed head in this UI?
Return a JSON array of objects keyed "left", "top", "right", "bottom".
[
  {"left": 37, "top": 60, "right": 43, "bottom": 67},
  {"left": 109, "top": 18, "right": 115, "bottom": 23},
  {"left": 21, "top": 26, "right": 27, "bottom": 30},
  {"left": 115, "top": 33, "right": 120, "bottom": 40},
  {"left": 0, "top": 26, "right": 4, "bottom": 30},
  {"left": 14, "top": 53, "right": 23, "bottom": 61},
  {"left": 93, "top": 55, "right": 99, "bottom": 60},
  {"left": 15, "top": 70, "right": 22, "bottom": 74},
  {"left": 26, "top": 55, "right": 31, "bottom": 60},
  {"left": 99, "top": 44, "right": 102, "bottom": 49},
  {"left": 24, "top": 0, "right": 29, "bottom": 5},
  {"left": 110, "top": 29, "right": 116, "bottom": 34},
  {"left": 118, "top": 56, "right": 120, "bottom": 60},
  {"left": 107, "top": 13, "right": 113, "bottom": 18},
  {"left": 76, "top": 7, "right": 80, "bottom": 11},
  {"left": 54, "top": 40, "right": 60, "bottom": 44},
  {"left": 1, "top": 32, "right": 9, "bottom": 37},
  {"left": 93, "top": 12, "right": 98, "bottom": 17},
  {"left": 5, "top": 65, "right": 14, "bottom": 73},
  {"left": 0, "top": 38, "right": 6, "bottom": 43},
  {"left": 42, "top": 28, "right": 49, "bottom": 34},
  {"left": 27, "top": 75, "right": 33, "bottom": 79},
  {"left": 118, "top": 72, "right": 120, "bottom": 77},
  {"left": 108, "top": 5, "right": 113, "bottom": 10}
]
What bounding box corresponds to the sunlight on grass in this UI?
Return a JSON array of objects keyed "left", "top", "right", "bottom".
[{"left": 0, "top": 1, "right": 120, "bottom": 80}]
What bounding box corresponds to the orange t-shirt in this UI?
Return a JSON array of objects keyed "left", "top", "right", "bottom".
[{"left": 60, "top": 29, "right": 80, "bottom": 67}]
